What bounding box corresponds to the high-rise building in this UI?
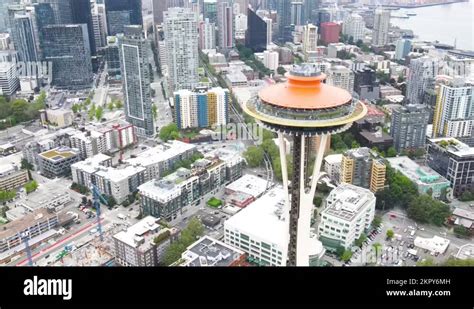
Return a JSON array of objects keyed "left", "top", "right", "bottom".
[
  {"left": 276, "top": 0, "right": 292, "bottom": 42},
  {"left": 290, "top": 1, "right": 303, "bottom": 26},
  {"left": 8, "top": 9, "right": 38, "bottom": 62},
  {"left": 235, "top": 0, "right": 249, "bottom": 15},
  {"left": 406, "top": 56, "right": 439, "bottom": 105},
  {"left": 318, "top": 183, "right": 376, "bottom": 250},
  {"left": 234, "top": 13, "right": 248, "bottom": 40},
  {"left": 320, "top": 22, "right": 340, "bottom": 45},
  {"left": 242, "top": 64, "right": 367, "bottom": 266},
  {"left": 0, "top": 0, "right": 16, "bottom": 32},
  {"left": 199, "top": 18, "right": 216, "bottom": 50},
  {"left": 0, "top": 62, "right": 19, "bottom": 96},
  {"left": 203, "top": 0, "right": 218, "bottom": 24},
  {"left": 354, "top": 68, "right": 380, "bottom": 101},
  {"left": 432, "top": 77, "right": 474, "bottom": 143},
  {"left": 340, "top": 147, "right": 386, "bottom": 193},
  {"left": 390, "top": 104, "right": 429, "bottom": 152},
  {"left": 426, "top": 137, "right": 474, "bottom": 198},
  {"left": 91, "top": 0, "right": 107, "bottom": 49},
  {"left": 105, "top": 0, "right": 143, "bottom": 36},
  {"left": 174, "top": 86, "right": 229, "bottom": 129},
  {"left": 304, "top": 0, "right": 318, "bottom": 24},
  {"left": 152, "top": 0, "right": 185, "bottom": 25},
  {"left": 117, "top": 25, "right": 154, "bottom": 138},
  {"left": 326, "top": 65, "right": 354, "bottom": 93},
  {"left": 342, "top": 13, "right": 365, "bottom": 42},
  {"left": 41, "top": 24, "right": 93, "bottom": 89},
  {"left": 372, "top": 9, "right": 390, "bottom": 47},
  {"left": 217, "top": 0, "right": 234, "bottom": 52},
  {"left": 70, "top": 0, "right": 96, "bottom": 56},
  {"left": 246, "top": 8, "right": 271, "bottom": 52},
  {"left": 263, "top": 50, "right": 279, "bottom": 71},
  {"left": 163, "top": 7, "right": 199, "bottom": 92},
  {"left": 302, "top": 23, "right": 317, "bottom": 60},
  {"left": 33, "top": 3, "right": 55, "bottom": 58},
  {"left": 105, "top": 36, "right": 121, "bottom": 78},
  {"left": 395, "top": 39, "right": 411, "bottom": 60}
]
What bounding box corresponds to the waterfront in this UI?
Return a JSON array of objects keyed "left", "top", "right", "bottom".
[{"left": 390, "top": 0, "right": 474, "bottom": 51}]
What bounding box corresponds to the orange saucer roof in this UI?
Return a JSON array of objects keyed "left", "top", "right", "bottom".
[{"left": 258, "top": 72, "right": 352, "bottom": 110}]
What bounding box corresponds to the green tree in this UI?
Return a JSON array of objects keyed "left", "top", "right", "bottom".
[
  {"left": 407, "top": 195, "right": 451, "bottom": 226},
  {"left": 163, "top": 217, "right": 204, "bottom": 265},
  {"left": 277, "top": 66, "right": 287, "bottom": 75},
  {"left": 0, "top": 190, "right": 16, "bottom": 204},
  {"left": 243, "top": 146, "right": 265, "bottom": 167},
  {"left": 159, "top": 123, "right": 180, "bottom": 141},
  {"left": 443, "top": 258, "right": 474, "bottom": 266},
  {"left": 21, "top": 158, "right": 33, "bottom": 171},
  {"left": 372, "top": 215, "right": 382, "bottom": 228},
  {"left": 72, "top": 104, "right": 79, "bottom": 113},
  {"left": 386, "top": 146, "right": 397, "bottom": 157},
  {"left": 313, "top": 196, "right": 323, "bottom": 207},
  {"left": 355, "top": 233, "right": 367, "bottom": 247},
  {"left": 152, "top": 104, "right": 157, "bottom": 119},
  {"left": 114, "top": 100, "right": 123, "bottom": 109},
  {"left": 417, "top": 258, "right": 435, "bottom": 266},
  {"left": 107, "top": 102, "right": 115, "bottom": 110},
  {"left": 340, "top": 250, "right": 353, "bottom": 262},
  {"left": 84, "top": 97, "right": 91, "bottom": 106},
  {"left": 24, "top": 180, "right": 38, "bottom": 194},
  {"left": 88, "top": 104, "right": 96, "bottom": 120},
  {"left": 95, "top": 106, "right": 104, "bottom": 121},
  {"left": 453, "top": 225, "right": 470, "bottom": 238},
  {"left": 386, "top": 229, "right": 394, "bottom": 239}
]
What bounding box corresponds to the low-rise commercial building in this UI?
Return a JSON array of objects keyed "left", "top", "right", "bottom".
[
  {"left": 177, "top": 235, "right": 246, "bottom": 266},
  {"left": 318, "top": 183, "right": 376, "bottom": 250},
  {"left": 387, "top": 156, "right": 451, "bottom": 199},
  {"left": 113, "top": 216, "right": 179, "bottom": 266},
  {"left": 0, "top": 163, "right": 28, "bottom": 191},
  {"left": 450, "top": 208, "right": 474, "bottom": 231},
  {"left": 37, "top": 146, "right": 81, "bottom": 178},
  {"left": 0, "top": 208, "right": 59, "bottom": 264}
]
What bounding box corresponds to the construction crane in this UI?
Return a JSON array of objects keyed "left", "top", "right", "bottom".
[
  {"left": 91, "top": 184, "right": 108, "bottom": 241},
  {"left": 19, "top": 231, "right": 33, "bottom": 266}
]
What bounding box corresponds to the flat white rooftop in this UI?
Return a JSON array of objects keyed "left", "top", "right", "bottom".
[
  {"left": 225, "top": 174, "right": 269, "bottom": 198},
  {"left": 225, "top": 186, "right": 288, "bottom": 249},
  {"left": 324, "top": 153, "right": 343, "bottom": 165},
  {"left": 113, "top": 216, "right": 160, "bottom": 249},
  {"left": 323, "top": 183, "right": 375, "bottom": 222},
  {"left": 125, "top": 140, "right": 195, "bottom": 167}
]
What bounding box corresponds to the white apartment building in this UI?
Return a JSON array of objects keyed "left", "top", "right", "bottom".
[
  {"left": 0, "top": 62, "right": 19, "bottom": 95},
  {"left": 70, "top": 130, "right": 107, "bottom": 159},
  {"left": 318, "top": 183, "right": 376, "bottom": 250},
  {"left": 125, "top": 140, "right": 196, "bottom": 181},
  {"left": 433, "top": 77, "right": 474, "bottom": 139},
  {"left": 324, "top": 153, "right": 343, "bottom": 184},
  {"left": 302, "top": 23, "right": 318, "bottom": 59},
  {"left": 263, "top": 50, "right": 279, "bottom": 71},
  {"left": 406, "top": 56, "right": 439, "bottom": 105},
  {"left": 199, "top": 18, "right": 216, "bottom": 50},
  {"left": 163, "top": 7, "right": 199, "bottom": 91},
  {"left": 372, "top": 9, "right": 390, "bottom": 46},
  {"left": 326, "top": 65, "right": 355, "bottom": 93},
  {"left": 342, "top": 13, "right": 365, "bottom": 42},
  {"left": 225, "top": 186, "right": 325, "bottom": 266}
]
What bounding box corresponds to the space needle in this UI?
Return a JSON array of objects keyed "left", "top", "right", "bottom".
[{"left": 243, "top": 64, "right": 367, "bottom": 266}]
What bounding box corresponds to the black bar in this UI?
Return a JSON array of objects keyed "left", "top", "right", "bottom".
[{"left": 0, "top": 266, "right": 472, "bottom": 306}]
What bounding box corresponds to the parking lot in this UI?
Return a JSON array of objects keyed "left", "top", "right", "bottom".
[{"left": 345, "top": 209, "right": 465, "bottom": 266}]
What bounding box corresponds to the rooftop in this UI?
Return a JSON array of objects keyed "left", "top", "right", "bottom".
[
  {"left": 180, "top": 236, "right": 244, "bottom": 267},
  {"left": 225, "top": 174, "right": 269, "bottom": 198},
  {"left": 455, "top": 244, "right": 474, "bottom": 260},
  {"left": 71, "top": 153, "right": 111, "bottom": 174},
  {"left": 39, "top": 146, "right": 78, "bottom": 161},
  {"left": 113, "top": 216, "right": 174, "bottom": 252},
  {"left": 125, "top": 140, "right": 196, "bottom": 167},
  {"left": 324, "top": 153, "right": 343, "bottom": 165},
  {"left": 429, "top": 138, "right": 474, "bottom": 157},
  {"left": 387, "top": 156, "right": 450, "bottom": 186},
  {"left": 323, "top": 183, "right": 375, "bottom": 222},
  {"left": 452, "top": 208, "right": 474, "bottom": 221},
  {"left": 0, "top": 208, "right": 57, "bottom": 240},
  {"left": 225, "top": 186, "right": 289, "bottom": 249}
]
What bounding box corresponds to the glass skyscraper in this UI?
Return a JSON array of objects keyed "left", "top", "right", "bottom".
[
  {"left": 41, "top": 24, "right": 93, "bottom": 89},
  {"left": 118, "top": 26, "right": 154, "bottom": 138},
  {"left": 105, "top": 0, "right": 143, "bottom": 36}
]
